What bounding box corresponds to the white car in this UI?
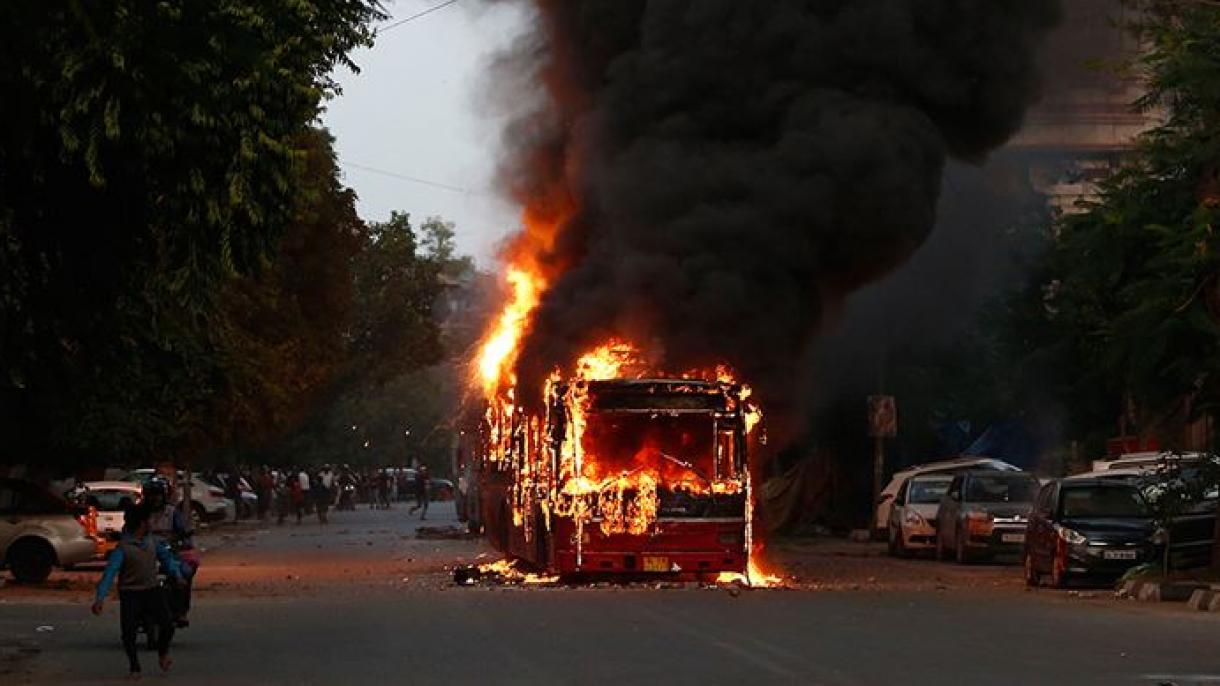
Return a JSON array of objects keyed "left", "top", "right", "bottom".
[
  {"left": 1090, "top": 451, "right": 1211, "bottom": 473},
  {"left": 874, "top": 456, "right": 1021, "bottom": 537},
  {"left": 123, "top": 469, "right": 235, "bottom": 526},
  {"left": 1, "top": 478, "right": 100, "bottom": 582},
  {"left": 82, "top": 481, "right": 143, "bottom": 538},
  {"left": 887, "top": 474, "right": 954, "bottom": 556}
]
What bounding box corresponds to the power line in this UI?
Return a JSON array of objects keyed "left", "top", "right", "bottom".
[
  {"left": 377, "top": 0, "right": 461, "bottom": 34},
  {"left": 339, "top": 159, "right": 476, "bottom": 195}
]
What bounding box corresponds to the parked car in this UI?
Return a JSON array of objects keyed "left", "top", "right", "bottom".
[
  {"left": 874, "top": 456, "right": 1021, "bottom": 537},
  {"left": 123, "top": 469, "right": 235, "bottom": 526},
  {"left": 1024, "top": 478, "right": 1160, "bottom": 587},
  {"left": 1068, "top": 463, "right": 1217, "bottom": 570},
  {"left": 936, "top": 470, "right": 1040, "bottom": 563},
  {"left": 430, "top": 478, "right": 455, "bottom": 501},
  {"left": 0, "top": 478, "right": 100, "bottom": 583},
  {"left": 887, "top": 474, "right": 953, "bottom": 557},
  {"left": 1090, "top": 451, "right": 1210, "bottom": 474},
  {"left": 82, "top": 480, "right": 142, "bottom": 539},
  {"left": 202, "top": 473, "right": 258, "bottom": 518}
]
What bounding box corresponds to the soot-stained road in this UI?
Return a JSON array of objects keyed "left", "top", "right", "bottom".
[{"left": 1, "top": 504, "right": 1216, "bottom": 685}]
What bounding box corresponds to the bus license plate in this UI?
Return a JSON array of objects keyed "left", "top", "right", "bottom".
[
  {"left": 1104, "top": 550, "right": 1137, "bottom": 561},
  {"left": 1001, "top": 533, "right": 1025, "bottom": 544},
  {"left": 643, "top": 556, "right": 670, "bottom": 572}
]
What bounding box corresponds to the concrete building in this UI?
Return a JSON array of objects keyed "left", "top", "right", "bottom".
[{"left": 1007, "top": 0, "right": 1159, "bottom": 216}]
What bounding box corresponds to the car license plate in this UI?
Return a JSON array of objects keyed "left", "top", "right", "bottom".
[
  {"left": 643, "top": 556, "right": 670, "bottom": 572},
  {"left": 1104, "top": 550, "right": 1137, "bottom": 561},
  {"left": 1001, "top": 533, "right": 1025, "bottom": 544}
]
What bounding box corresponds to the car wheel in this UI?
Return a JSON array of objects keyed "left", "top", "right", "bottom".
[
  {"left": 1023, "top": 551, "right": 1040, "bottom": 587},
  {"left": 190, "top": 503, "right": 205, "bottom": 530},
  {"left": 8, "top": 539, "right": 55, "bottom": 584},
  {"left": 887, "top": 527, "right": 899, "bottom": 557}
]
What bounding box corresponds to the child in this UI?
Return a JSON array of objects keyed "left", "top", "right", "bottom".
[{"left": 91, "top": 504, "right": 186, "bottom": 677}]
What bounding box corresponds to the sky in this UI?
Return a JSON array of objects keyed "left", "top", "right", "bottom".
[{"left": 322, "top": 0, "right": 529, "bottom": 266}]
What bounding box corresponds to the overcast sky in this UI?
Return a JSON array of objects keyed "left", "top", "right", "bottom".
[{"left": 322, "top": 0, "right": 528, "bottom": 266}]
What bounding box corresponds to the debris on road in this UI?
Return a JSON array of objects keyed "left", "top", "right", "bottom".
[{"left": 416, "top": 525, "right": 479, "bottom": 540}]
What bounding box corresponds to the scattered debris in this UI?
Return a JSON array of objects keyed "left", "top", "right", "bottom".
[{"left": 416, "top": 526, "right": 479, "bottom": 541}]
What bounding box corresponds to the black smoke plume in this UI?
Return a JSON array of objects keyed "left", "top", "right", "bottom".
[{"left": 495, "top": 1, "right": 1061, "bottom": 437}]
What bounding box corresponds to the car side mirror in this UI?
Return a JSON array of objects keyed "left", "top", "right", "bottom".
[{"left": 877, "top": 493, "right": 893, "bottom": 505}]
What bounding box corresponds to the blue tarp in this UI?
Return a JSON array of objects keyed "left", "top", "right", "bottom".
[{"left": 963, "top": 422, "right": 1039, "bottom": 470}]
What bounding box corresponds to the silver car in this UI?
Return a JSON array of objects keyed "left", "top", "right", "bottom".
[
  {"left": 936, "top": 470, "right": 1040, "bottom": 563},
  {"left": 887, "top": 474, "right": 953, "bottom": 556},
  {"left": 1, "top": 478, "right": 99, "bottom": 583}
]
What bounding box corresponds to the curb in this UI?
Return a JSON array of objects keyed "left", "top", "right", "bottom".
[
  {"left": 1188, "top": 588, "right": 1220, "bottom": 612},
  {"left": 1121, "top": 579, "right": 1212, "bottom": 603}
]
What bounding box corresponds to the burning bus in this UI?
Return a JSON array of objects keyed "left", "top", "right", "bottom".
[{"left": 471, "top": 342, "right": 765, "bottom": 580}]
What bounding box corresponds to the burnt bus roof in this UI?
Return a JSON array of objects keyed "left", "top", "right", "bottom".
[
  {"left": 586, "top": 378, "right": 732, "bottom": 392},
  {"left": 565, "top": 378, "right": 742, "bottom": 413}
]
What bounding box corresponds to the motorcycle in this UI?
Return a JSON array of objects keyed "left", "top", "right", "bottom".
[
  {"left": 140, "top": 541, "right": 199, "bottom": 648},
  {"left": 337, "top": 483, "right": 357, "bottom": 511}
]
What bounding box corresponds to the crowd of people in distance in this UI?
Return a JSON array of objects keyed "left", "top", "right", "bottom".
[{"left": 231, "top": 464, "right": 434, "bottom": 525}]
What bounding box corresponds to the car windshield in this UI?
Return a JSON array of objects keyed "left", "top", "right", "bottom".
[
  {"left": 87, "top": 489, "right": 139, "bottom": 512},
  {"left": 908, "top": 478, "right": 951, "bottom": 504},
  {"left": 965, "top": 475, "right": 1038, "bottom": 503},
  {"left": 1060, "top": 486, "right": 1148, "bottom": 518}
]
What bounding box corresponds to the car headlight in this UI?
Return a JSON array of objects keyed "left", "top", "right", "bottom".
[
  {"left": 1057, "top": 526, "right": 1087, "bottom": 545},
  {"left": 1150, "top": 527, "right": 1169, "bottom": 546},
  {"left": 903, "top": 510, "right": 926, "bottom": 527}
]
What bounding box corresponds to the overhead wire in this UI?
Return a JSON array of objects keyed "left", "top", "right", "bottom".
[
  {"left": 339, "top": 159, "right": 477, "bottom": 194},
  {"left": 377, "top": 0, "right": 462, "bottom": 34}
]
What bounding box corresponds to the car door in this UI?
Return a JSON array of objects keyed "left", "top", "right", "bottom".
[{"left": 889, "top": 480, "right": 909, "bottom": 539}]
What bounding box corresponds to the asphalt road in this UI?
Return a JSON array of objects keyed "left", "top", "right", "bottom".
[{"left": 2, "top": 503, "right": 1218, "bottom": 686}]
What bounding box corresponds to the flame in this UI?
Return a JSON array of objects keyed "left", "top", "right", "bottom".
[
  {"left": 476, "top": 266, "right": 545, "bottom": 396},
  {"left": 478, "top": 559, "right": 559, "bottom": 585},
  {"left": 472, "top": 204, "right": 773, "bottom": 577}
]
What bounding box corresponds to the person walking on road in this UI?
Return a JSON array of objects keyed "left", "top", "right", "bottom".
[
  {"left": 92, "top": 504, "right": 188, "bottom": 677},
  {"left": 409, "top": 465, "right": 431, "bottom": 520}
]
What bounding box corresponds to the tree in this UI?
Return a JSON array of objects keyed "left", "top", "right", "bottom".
[
  {"left": 0, "top": 1, "right": 383, "bottom": 468},
  {"left": 1026, "top": 2, "right": 1220, "bottom": 568}
]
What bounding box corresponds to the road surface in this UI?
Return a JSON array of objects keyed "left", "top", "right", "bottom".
[{"left": 2, "top": 502, "right": 1217, "bottom": 685}]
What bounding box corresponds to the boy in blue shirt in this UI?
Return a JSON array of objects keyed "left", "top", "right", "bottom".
[{"left": 92, "top": 503, "right": 185, "bottom": 676}]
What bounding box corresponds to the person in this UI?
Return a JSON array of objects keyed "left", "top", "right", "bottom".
[
  {"left": 310, "top": 473, "right": 330, "bottom": 525},
  {"left": 92, "top": 504, "right": 187, "bottom": 677},
  {"left": 289, "top": 474, "right": 305, "bottom": 524},
  {"left": 257, "top": 467, "right": 274, "bottom": 521},
  {"left": 409, "top": 465, "right": 431, "bottom": 520},
  {"left": 377, "top": 470, "right": 392, "bottom": 510},
  {"left": 142, "top": 476, "right": 194, "bottom": 628}
]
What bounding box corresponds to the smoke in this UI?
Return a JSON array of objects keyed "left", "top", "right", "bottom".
[{"left": 493, "top": 1, "right": 1061, "bottom": 433}]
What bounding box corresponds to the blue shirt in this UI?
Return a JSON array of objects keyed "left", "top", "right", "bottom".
[{"left": 94, "top": 534, "right": 183, "bottom": 603}]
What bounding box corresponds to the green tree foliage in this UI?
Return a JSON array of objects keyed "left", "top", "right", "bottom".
[
  {"left": 0, "top": 1, "right": 383, "bottom": 466},
  {"left": 1036, "top": 2, "right": 1220, "bottom": 446},
  {"left": 207, "top": 128, "right": 365, "bottom": 454}
]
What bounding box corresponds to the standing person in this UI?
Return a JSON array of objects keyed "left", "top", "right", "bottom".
[
  {"left": 377, "top": 470, "right": 392, "bottom": 510},
  {"left": 257, "top": 467, "right": 274, "bottom": 521},
  {"left": 409, "top": 465, "right": 431, "bottom": 520},
  {"left": 91, "top": 504, "right": 186, "bottom": 677},
  {"left": 311, "top": 473, "right": 330, "bottom": 525},
  {"left": 289, "top": 474, "right": 305, "bottom": 524}
]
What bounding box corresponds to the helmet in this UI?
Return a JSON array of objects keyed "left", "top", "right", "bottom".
[{"left": 143, "top": 476, "right": 170, "bottom": 503}]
